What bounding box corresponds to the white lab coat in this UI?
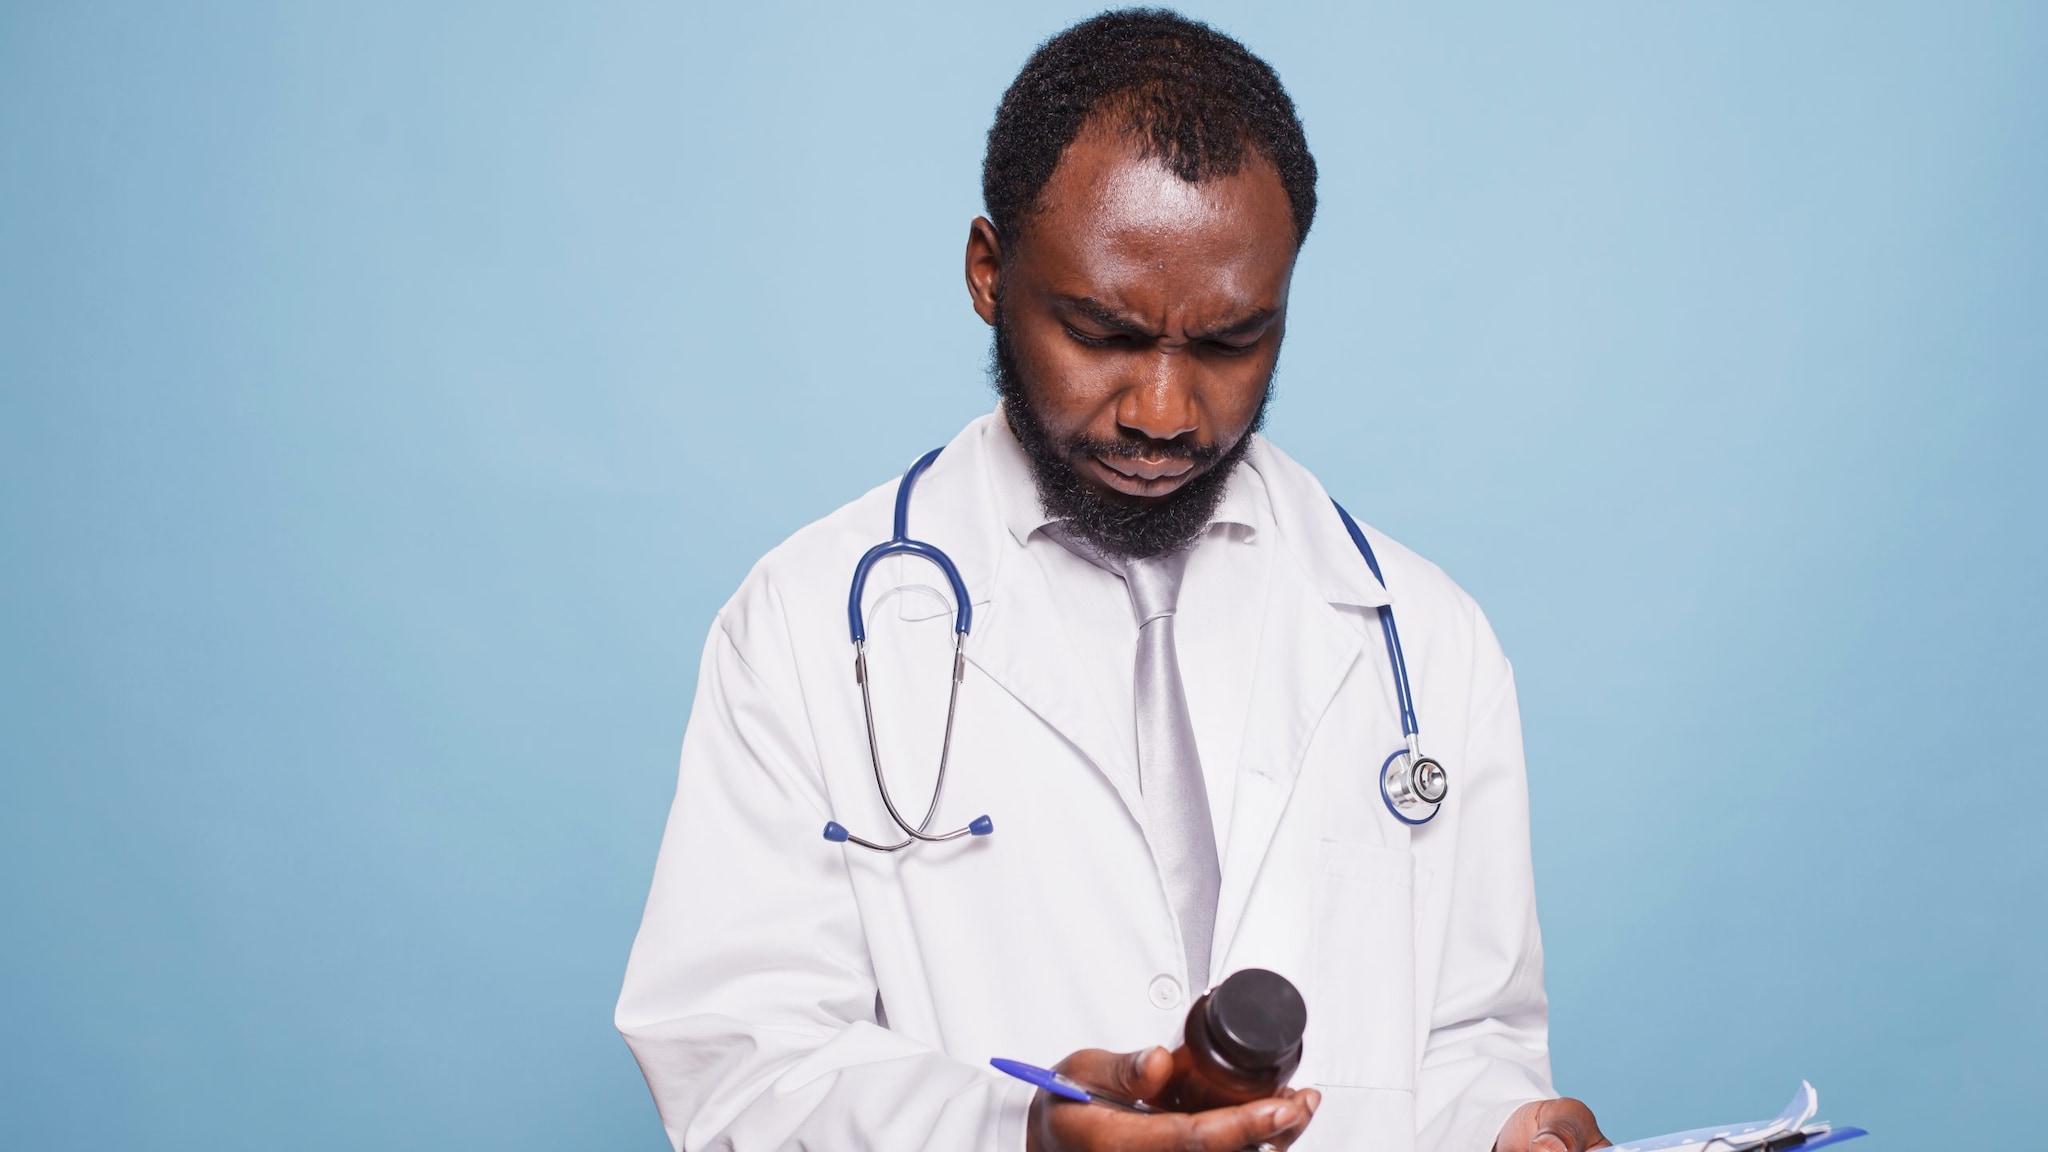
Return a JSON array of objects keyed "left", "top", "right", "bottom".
[{"left": 617, "top": 413, "right": 1554, "bottom": 1151}]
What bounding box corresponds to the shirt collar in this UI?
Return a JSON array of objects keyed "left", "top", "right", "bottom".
[{"left": 986, "top": 403, "right": 1265, "bottom": 550}]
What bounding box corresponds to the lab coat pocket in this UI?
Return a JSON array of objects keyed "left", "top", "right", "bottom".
[{"left": 1306, "top": 839, "right": 1416, "bottom": 1091}]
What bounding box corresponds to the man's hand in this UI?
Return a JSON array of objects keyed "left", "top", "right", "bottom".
[
  {"left": 1025, "top": 1047, "right": 1319, "bottom": 1152},
  {"left": 1494, "top": 1098, "right": 1611, "bottom": 1152}
]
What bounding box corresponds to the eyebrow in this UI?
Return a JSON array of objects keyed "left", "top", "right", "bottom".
[{"left": 1056, "top": 295, "right": 1278, "bottom": 343}]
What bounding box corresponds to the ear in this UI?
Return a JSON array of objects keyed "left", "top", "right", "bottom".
[{"left": 964, "top": 216, "right": 1003, "bottom": 327}]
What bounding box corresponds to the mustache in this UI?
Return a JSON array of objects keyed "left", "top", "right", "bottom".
[{"left": 1064, "top": 432, "right": 1226, "bottom": 466}]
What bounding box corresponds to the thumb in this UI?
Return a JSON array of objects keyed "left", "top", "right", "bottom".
[
  {"left": 1052, "top": 1047, "right": 1173, "bottom": 1100},
  {"left": 1106, "top": 1046, "right": 1173, "bottom": 1101}
]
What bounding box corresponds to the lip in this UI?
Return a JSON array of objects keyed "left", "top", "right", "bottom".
[{"left": 1084, "top": 453, "right": 1199, "bottom": 498}]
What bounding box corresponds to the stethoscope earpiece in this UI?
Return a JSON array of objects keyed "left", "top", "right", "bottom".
[{"left": 822, "top": 815, "right": 993, "bottom": 845}]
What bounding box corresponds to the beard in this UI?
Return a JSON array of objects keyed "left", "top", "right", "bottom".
[{"left": 991, "top": 306, "right": 1271, "bottom": 561}]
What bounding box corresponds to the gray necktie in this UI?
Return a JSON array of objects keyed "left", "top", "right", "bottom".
[{"left": 1122, "top": 548, "right": 1223, "bottom": 994}]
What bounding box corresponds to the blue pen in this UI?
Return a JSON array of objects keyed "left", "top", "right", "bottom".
[{"left": 989, "top": 1058, "right": 1160, "bottom": 1114}]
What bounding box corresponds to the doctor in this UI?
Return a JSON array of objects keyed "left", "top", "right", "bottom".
[{"left": 618, "top": 11, "right": 1608, "bottom": 1152}]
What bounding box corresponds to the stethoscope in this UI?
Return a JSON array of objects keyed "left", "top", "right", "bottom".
[
  {"left": 1330, "top": 502, "right": 1450, "bottom": 826},
  {"left": 820, "top": 447, "right": 1448, "bottom": 851}
]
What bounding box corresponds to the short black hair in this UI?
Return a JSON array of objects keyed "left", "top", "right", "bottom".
[{"left": 982, "top": 8, "right": 1317, "bottom": 249}]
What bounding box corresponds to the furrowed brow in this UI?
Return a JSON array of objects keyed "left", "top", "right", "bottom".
[
  {"left": 1192, "top": 308, "right": 1278, "bottom": 342},
  {"left": 1056, "top": 295, "right": 1156, "bottom": 337},
  {"left": 1055, "top": 295, "right": 1278, "bottom": 342}
]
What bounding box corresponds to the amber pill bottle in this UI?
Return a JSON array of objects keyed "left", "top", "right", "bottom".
[{"left": 1157, "top": 968, "right": 1307, "bottom": 1113}]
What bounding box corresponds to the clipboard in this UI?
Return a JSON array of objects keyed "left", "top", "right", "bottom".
[{"left": 1608, "top": 1082, "right": 1868, "bottom": 1152}]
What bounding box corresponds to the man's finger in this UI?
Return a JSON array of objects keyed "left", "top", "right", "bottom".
[
  {"left": 1521, "top": 1098, "right": 1610, "bottom": 1152},
  {"left": 1053, "top": 1046, "right": 1173, "bottom": 1103},
  {"left": 1184, "top": 1093, "right": 1315, "bottom": 1151},
  {"left": 1258, "top": 1085, "right": 1320, "bottom": 1146},
  {"left": 1108, "top": 1046, "right": 1173, "bottom": 1101}
]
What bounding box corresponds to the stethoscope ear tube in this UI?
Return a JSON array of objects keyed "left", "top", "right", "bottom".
[
  {"left": 826, "top": 448, "right": 993, "bottom": 851},
  {"left": 824, "top": 633, "right": 993, "bottom": 850},
  {"left": 847, "top": 632, "right": 990, "bottom": 848}
]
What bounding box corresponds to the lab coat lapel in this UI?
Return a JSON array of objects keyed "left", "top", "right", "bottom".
[
  {"left": 1209, "top": 551, "right": 1366, "bottom": 968},
  {"left": 914, "top": 417, "right": 1148, "bottom": 836},
  {"left": 1208, "top": 438, "right": 1390, "bottom": 971},
  {"left": 963, "top": 543, "right": 1148, "bottom": 834}
]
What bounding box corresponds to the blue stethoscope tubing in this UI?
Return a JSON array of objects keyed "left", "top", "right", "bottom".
[
  {"left": 821, "top": 447, "right": 1447, "bottom": 849},
  {"left": 1332, "top": 502, "right": 1449, "bottom": 825},
  {"left": 824, "top": 448, "right": 995, "bottom": 851}
]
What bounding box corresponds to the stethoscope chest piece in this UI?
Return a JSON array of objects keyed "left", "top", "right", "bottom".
[{"left": 1379, "top": 748, "right": 1448, "bottom": 825}]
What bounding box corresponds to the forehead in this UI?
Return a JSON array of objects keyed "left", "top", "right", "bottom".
[{"left": 1018, "top": 126, "right": 1298, "bottom": 313}]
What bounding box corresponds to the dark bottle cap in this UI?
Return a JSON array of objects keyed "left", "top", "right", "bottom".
[{"left": 1203, "top": 968, "right": 1307, "bottom": 1071}]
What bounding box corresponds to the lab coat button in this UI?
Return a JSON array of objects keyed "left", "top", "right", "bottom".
[{"left": 1148, "top": 974, "right": 1182, "bottom": 1009}]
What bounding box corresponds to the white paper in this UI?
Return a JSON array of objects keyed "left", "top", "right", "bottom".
[{"left": 1608, "top": 1082, "right": 1824, "bottom": 1152}]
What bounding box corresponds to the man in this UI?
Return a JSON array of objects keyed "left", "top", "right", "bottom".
[{"left": 618, "top": 11, "right": 1609, "bottom": 1152}]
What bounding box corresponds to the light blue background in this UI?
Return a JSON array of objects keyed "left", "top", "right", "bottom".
[{"left": 3, "top": 2, "right": 2041, "bottom": 1148}]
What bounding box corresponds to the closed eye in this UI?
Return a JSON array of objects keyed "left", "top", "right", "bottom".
[
  {"left": 1202, "top": 338, "right": 1260, "bottom": 356},
  {"left": 1063, "top": 324, "right": 1141, "bottom": 349}
]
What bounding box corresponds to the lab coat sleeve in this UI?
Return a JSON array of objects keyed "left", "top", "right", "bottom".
[
  {"left": 1415, "top": 610, "right": 1556, "bottom": 1152},
  {"left": 615, "top": 596, "right": 1035, "bottom": 1151}
]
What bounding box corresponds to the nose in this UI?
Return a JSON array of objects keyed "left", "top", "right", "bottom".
[{"left": 1116, "top": 349, "right": 1199, "bottom": 443}]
